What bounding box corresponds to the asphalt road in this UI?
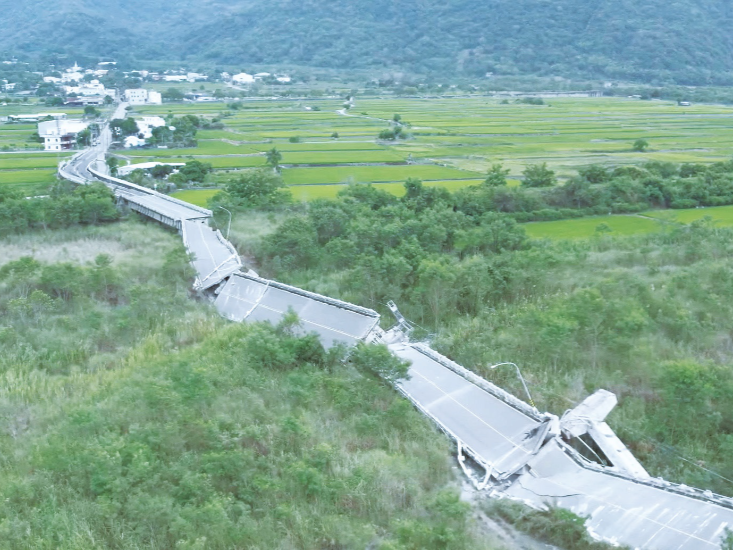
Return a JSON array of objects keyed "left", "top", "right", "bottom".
[{"left": 63, "top": 102, "right": 128, "bottom": 181}]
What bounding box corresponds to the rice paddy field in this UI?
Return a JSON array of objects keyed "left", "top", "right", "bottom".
[
  {"left": 523, "top": 205, "right": 733, "bottom": 239},
  {"left": 0, "top": 103, "right": 82, "bottom": 195},
  {"left": 523, "top": 215, "right": 664, "bottom": 239},
  {"left": 130, "top": 96, "right": 733, "bottom": 204}
]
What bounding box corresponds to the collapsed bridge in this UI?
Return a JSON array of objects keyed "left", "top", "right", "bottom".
[{"left": 58, "top": 129, "right": 733, "bottom": 549}]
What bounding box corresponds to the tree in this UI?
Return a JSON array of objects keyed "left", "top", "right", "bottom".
[
  {"left": 110, "top": 117, "right": 139, "bottom": 138},
  {"left": 265, "top": 147, "right": 282, "bottom": 171},
  {"left": 379, "top": 126, "right": 405, "bottom": 140},
  {"left": 106, "top": 156, "right": 119, "bottom": 177},
  {"left": 455, "top": 213, "right": 528, "bottom": 255},
  {"left": 219, "top": 168, "right": 290, "bottom": 208},
  {"left": 76, "top": 128, "right": 92, "bottom": 147},
  {"left": 170, "top": 160, "right": 212, "bottom": 184},
  {"left": 578, "top": 164, "right": 610, "bottom": 184},
  {"left": 350, "top": 343, "right": 410, "bottom": 383},
  {"left": 83, "top": 105, "right": 100, "bottom": 118},
  {"left": 259, "top": 216, "right": 320, "bottom": 272},
  {"left": 150, "top": 164, "right": 174, "bottom": 179},
  {"left": 633, "top": 138, "right": 650, "bottom": 152},
  {"left": 162, "top": 88, "right": 185, "bottom": 101},
  {"left": 484, "top": 163, "right": 510, "bottom": 186},
  {"left": 416, "top": 257, "right": 458, "bottom": 327},
  {"left": 403, "top": 177, "right": 424, "bottom": 199},
  {"left": 722, "top": 529, "right": 733, "bottom": 550},
  {"left": 522, "top": 162, "right": 556, "bottom": 187}
]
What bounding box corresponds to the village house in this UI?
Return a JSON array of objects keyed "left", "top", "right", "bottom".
[{"left": 38, "top": 118, "right": 88, "bottom": 151}]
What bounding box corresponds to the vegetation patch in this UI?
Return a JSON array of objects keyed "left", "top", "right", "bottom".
[{"left": 523, "top": 215, "right": 662, "bottom": 239}]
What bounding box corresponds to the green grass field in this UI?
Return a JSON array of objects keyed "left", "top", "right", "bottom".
[
  {"left": 642, "top": 205, "right": 733, "bottom": 226},
  {"left": 0, "top": 103, "right": 83, "bottom": 195},
  {"left": 170, "top": 188, "right": 220, "bottom": 207},
  {"left": 129, "top": 97, "right": 733, "bottom": 201},
  {"left": 0, "top": 169, "right": 58, "bottom": 195},
  {"left": 282, "top": 164, "right": 477, "bottom": 185},
  {"left": 523, "top": 215, "right": 664, "bottom": 239},
  {"left": 521, "top": 206, "right": 733, "bottom": 240}
]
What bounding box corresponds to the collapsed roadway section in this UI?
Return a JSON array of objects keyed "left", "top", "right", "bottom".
[{"left": 60, "top": 145, "right": 733, "bottom": 550}]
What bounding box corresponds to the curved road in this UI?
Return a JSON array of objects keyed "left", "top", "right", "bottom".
[{"left": 63, "top": 102, "right": 128, "bottom": 182}]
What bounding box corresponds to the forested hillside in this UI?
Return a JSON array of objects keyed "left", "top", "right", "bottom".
[{"left": 2, "top": 0, "right": 733, "bottom": 84}]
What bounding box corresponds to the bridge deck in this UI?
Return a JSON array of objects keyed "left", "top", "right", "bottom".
[
  {"left": 505, "top": 439, "right": 733, "bottom": 549},
  {"left": 215, "top": 272, "right": 381, "bottom": 348},
  {"left": 390, "top": 343, "right": 544, "bottom": 477},
  {"left": 181, "top": 220, "right": 242, "bottom": 290}
]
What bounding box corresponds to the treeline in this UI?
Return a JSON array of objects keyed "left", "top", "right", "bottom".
[
  {"left": 456, "top": 159, "right": 733, "bottom": 222},
  {"left": 0, "top": 182, "right": 119, "bottom": 236},
  {"left": 254, "top": 179, "right": 528, "bottom": 323},
  {"left": 112, "top": 113, "right": 225, "bottom": 149}
]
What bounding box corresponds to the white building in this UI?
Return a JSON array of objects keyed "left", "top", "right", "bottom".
[
  {"left": 10, "top": 113, "right": 67, "bottom": 122},
  {"left": 61, "top": 62, "right": 84, "bottom": 83},
  {"left": 141, "top": 116, "right": 166, "bottom": 130},
  {"left": 187, "top": 72, "right": 208, "bottom": 82},
  {"left": 232, "top": 72, "right": 255, "bottom": 85},
  {"left": 38, "top": 119, "right": 88, "bottom": 151},
  {"left": 123, "top": 116, "right": 167, "bottom": 148},
  {"left": 65, "top": 80, "right": 114, "bottom": 98},
  {"left": 124, "top": 88, "right": 148, "bottom": 105},
  {"left": 124, "top": 88, "right": 162, "bottom": 105},
  {"left": 124, "top": 136, "right": 146, "bottom": 148}
]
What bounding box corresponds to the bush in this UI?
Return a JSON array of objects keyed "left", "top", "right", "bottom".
[
  {"left": 671, "top": 199, "right": 698, "bottom": 209},
  {"left": 215, "top": 168, "right": 290, "bottom": 209},
  {"left": 350, "top": 343, "right": 410, "bottom": 383},
  {"left": 486, "top": 501, "right": 621, "bottom": 550}
]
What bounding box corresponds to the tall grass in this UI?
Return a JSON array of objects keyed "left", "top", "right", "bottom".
[{"left": 0, "top": 218, "right": 491, "bottom": 549}]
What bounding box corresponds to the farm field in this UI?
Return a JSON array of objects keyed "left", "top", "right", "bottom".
[
  {"left": 0, "top": 152, "right": 70, "bottom": 196},
  {"left": 173, "top": 178, "right": 488, "bottom": 206},
  {"left": 126, "top": 96, "right": 733, "bottom": 201},
  {"left": 523, "top": 205, "right": 733, "bottom": 240},
  {"left": 0, "top": 103, "right": 85, "bottom": 195},
  {"left": 522, "top": 215, "right": 664, "bottom": 239},
  {"left": 643, "top": 205, "right": 733, "bottom": 226},
  {"left": 170, "top": 188, "right": 219, "bottom": 207}
]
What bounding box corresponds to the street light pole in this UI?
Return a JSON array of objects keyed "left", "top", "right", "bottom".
[
  {"left": 217, "top": 206, "right": 232, "bottom": 239},
  {"left": 489, "top": 362, "right": 536, "bottom": 409}
]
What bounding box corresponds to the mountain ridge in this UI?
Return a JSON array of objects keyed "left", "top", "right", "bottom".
[{"left": 2, "top": 0, "right": 733, "bottom": 84}]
